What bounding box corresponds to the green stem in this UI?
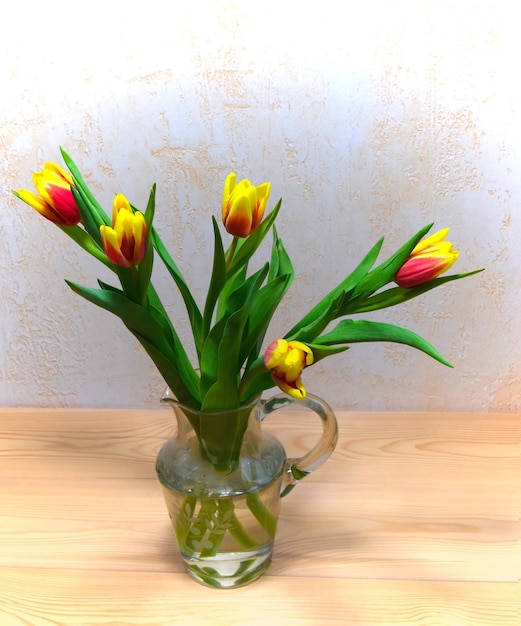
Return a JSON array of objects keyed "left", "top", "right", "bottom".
[
  {"left": 199, "top": 500, "right": 226, "bottom": 558},
  {"left": 239, "top": 359, "right": 272, "bottom": 403},
  {"left": 179, "top": 496, "right": 260, "bottom": 558},
  {"left": 246, "top": 492, "right": 278, "bottom": 537},
  {"left": 199, "top": 498, "right": 257, "bottom": 558},
  {"left": 174, "top": 495, "right": 197, "bottom": 548},
  {"left": 225, "top": 236, "right": 239, "bottom": 272},
  {"left": 116, "top": 265, "right": 143, "bottom": 305},
  {"left": 224, "top": 504, "right": 258, "bottom": 550},
  {"left": 183, "top": 498, "right": 217, "bottom": 552}
]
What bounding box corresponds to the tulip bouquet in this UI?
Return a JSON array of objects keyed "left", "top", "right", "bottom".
[{"left": 15, "top": 149, "right": 480, "bottom": 469}]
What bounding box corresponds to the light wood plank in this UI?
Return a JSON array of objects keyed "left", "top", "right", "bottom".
[
  {"left": 0, "top": 408, "right": 518, "bottom": 624},
  {"left": 1, "top": 569, "right": 519, "bottom": 626}
]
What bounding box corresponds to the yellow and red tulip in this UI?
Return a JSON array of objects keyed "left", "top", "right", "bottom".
[
  {"left": 264, "top": 339, "right": 314, "bottom": 399},
  {"left": 222, "top": 172, "right": 270, "bottom": 238},
  {"left": 100, "top": 194, "right": 147, "bottom": 268},
  {"left": 16, "top": 162, "right": 80, "bottom": 226},
  {"left": 395, "top": 228, "right": 459, "bottom": 288}
]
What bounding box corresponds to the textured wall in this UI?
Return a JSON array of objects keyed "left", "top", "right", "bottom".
[{"left": 1, "top": 1, "right": 519, "bottom": 411}]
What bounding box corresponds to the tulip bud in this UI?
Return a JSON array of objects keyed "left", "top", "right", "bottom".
[
  {"left": 264, "top": 339, "right": 314, "bottom": 399},
  {"left": 222, "top": 172, "right": 270, "bottom": 238},
  {"left": 16, "top": 162, "right": 80, "bottom": 226},
  {"left": 100, "top": 194, "right": 147, "bottom": 267},
  {"left": 395, "top": 228, "right": 459, "bottom": 288}
]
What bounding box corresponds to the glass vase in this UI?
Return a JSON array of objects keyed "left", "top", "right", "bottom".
[{"left": 156, "top": 390, "right": 338, "bottom": 588}]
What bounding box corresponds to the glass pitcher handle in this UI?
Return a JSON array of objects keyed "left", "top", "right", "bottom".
[{"left": 260, "top": 393, "right": 339, "bottom": 497}]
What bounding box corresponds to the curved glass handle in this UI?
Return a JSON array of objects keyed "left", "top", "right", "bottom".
[{"left": 260, "top": 393, "right": 339, "bottom": 497}]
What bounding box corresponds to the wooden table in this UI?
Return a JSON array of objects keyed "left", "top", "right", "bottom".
[{"left": 0, "top": 407, "right": 518, "bottom": 625}]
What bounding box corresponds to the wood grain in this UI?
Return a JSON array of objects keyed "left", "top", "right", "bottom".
[{"left": 0, "top": 407, "right": 519, "bottom": 625}]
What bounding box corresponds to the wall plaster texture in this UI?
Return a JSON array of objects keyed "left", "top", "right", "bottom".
[{"left": 1, "top": 1, "right": 519, "bottom": 411}]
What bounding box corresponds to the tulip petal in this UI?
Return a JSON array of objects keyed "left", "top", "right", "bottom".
[
  {"left": 395, "top": 227, "right": 459, "bottom": 288},
  {"left": 221, "top": 173, "right": 271, "bottom": 237},
  {"left": 112, "top": 193, "right": 132, "bottom": 221},
  {"left": 271, "top": 373, "right": 307, "bottom": 399},
  {"left": 44, "top": 185, "right": 79, "bottom": 225},
  {"left": 131, "top": 211, "right": 147, "bottom": 265},
  {"left": 100, "top": 194, "right": 147, "bottom": 268},
  {"left": 222, "top": 172, "right": 236, "bottom": 220},
  {"left": 16, "top": 189, "right": 59, "bottom": 223},
  {"left": 264, "top": 339, "right": 313, "bottom": 398},
  {"left": 252, "top": 182, "right": 270, "bottom": 231},
  {"left": 411, "top": 228, "right": 450, "bottom": 255},
  {"left": 100, "top": 225, "right": 131, "bottom": 267},
  {"left": 395, "top": 254, "right": 458, "bottom": 288},
  {"left": 41, "top": 162, "right": 74, "bottom": 186},
  {"left": 264, "top": 338, "right": 288, "bottom": 368},
  {"left": 18, "top": 162, "right": 81, "bottom": 226},
  {"left": 224, "top": 193, "right": 255, "bottom": 238}
]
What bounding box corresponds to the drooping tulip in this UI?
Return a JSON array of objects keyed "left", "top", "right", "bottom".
[
  {"left": 222, "top": 172, "right": 270, "bottom": 238},
  {"left": 264, "top": 339, "right": 314, "bottom": 399},
  {"left": 395, "top": 228, "right": 459, "bottom": 288},
  {"left": 16, "top": 162, "right": 80, "bottom": 226},
  {"left": 100, "top": 194, "right": 147, "bottom": 267}
]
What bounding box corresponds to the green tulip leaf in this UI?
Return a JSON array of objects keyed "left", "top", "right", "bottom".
[
  {"left": 287, "top": 290, "right": 346, "bottom": 344},
  {"left": 268, "top": 226, "right": 294, "bottom": 283},
  {"left": 144, "top": 183, "right": 156, "bottom": 228},
  {"left": 61, "top": 148, "right": 111, "bottom": 243},
  {"left": 346, "top": 268, "right": 485, "bottom": 314},
  {"left": 202, "top": 217, "right": 227, "bottom": 341},
  {"left": 306, "top": 343, "right": 350, "bottom": 362},
  {"left": 152, "top": 227, "right": 203, "bottom": 351},
  {"left": 65, "top": 279, "right": 200, "bottom": 401},
  {"left": 240, "top": 272, "right": 293, "bottom": 365},
  {"left": 343, "top": 223, "right": 433, "bottom": 308},
  {"left": 200, "top": 266, "right": 268, "bottom": 410},
  {"left": 216, "top": 264, "right": 247, "bottom": 320},
  {"left": 125, "top": 329, "right": 199, "bottom": 408},
  {"left": 314, "top": 318, "right": 452, "bottom": 367},
  {"left": 57, "top": 225, "right": 112, "bottom": 268},
  {"left": 68, "top": 186, "right": 107, "bottom": 247},
  {"left": 285, "top": 235, "right": 384, "bottom": 338}
]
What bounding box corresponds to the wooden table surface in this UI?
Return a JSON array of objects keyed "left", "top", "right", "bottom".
[{"left": 0, "top": 407, "right": 518, "bottom": 625}]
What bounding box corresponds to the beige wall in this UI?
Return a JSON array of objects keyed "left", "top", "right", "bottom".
[{"left": 1, "top": 1, "right": 519, "bottom": 411}]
